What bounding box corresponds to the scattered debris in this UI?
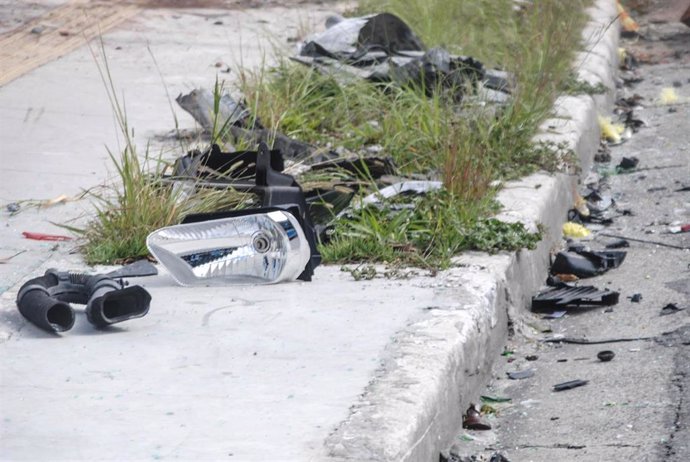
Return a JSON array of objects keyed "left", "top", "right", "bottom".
[
  {"left": 507, "top": 369, "right": 535, "bottom": 380},
  {"left": 597, "top": 350, "right": 615, "bottom": 362},
  {"left": 6, "top": 202, "right": 20, "bottom": 213},
  {"left": 480, "top": 403, "right": 497, "bottom": 415},
  {"left": 659, "top": 87, "right": 679, "bottom": 105},
  {"left": 532, "top": 284, "right": 619, "bottom": 311},
  {"left": 660, "top": 303, "right": 685, "bottom": 316},
  {"left": 551, "top": 247, "right": 626, "bottom": 278},
  {"left": 462, "top": 404, "right": 491, "bottom": 430},
  {"left": 40, "top": 194, "right": 76, "bottom": 208},
  {"left": 668, "top": 223, "right": 690, "bottom": 234},
  {"left": 563, "top": 222, "right": 591, "bottom": 238},
  {"left": 616, "top": 0, "right": 639, "bottom": 34},
  {"left": 598, "top": 115, "right": 629, "bottom": 145},
  {"left": 628, "top": 293, "right": 642, "bottom": 303},
  {"left": 553, "top": 379, "right": 588, "bottom": 391},
  {"left": 357, "top": 181, "right": 442, "bottom": 210},
  {"left": 22, "top": 231, "right": 72, "bottom": 241},
  {"left": 617, "top": 156, "right": 639, "bottom": 171},
  {"left": 605, "top": 239, "right": 630, "bottom": 249},
  {"left": 525, "top": 355, "right": 539, "bottom": 361},
  {"left": 293, "top": 13, "right": 513, "bottom": 103}
]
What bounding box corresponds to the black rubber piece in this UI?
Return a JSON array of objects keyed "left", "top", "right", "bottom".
[{"left": 553, "top": 379, "right": 588, "bottom": 391}]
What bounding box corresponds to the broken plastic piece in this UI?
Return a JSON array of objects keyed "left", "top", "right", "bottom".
[
  {"left": 616, "top": 1, "right": 639, "bottom": 33},
  {"left": 605, "top": 239, "right": 630, "bottom": 249},
  {"left": 553, "top": 379, "right": 588, "bottom": 392},
  {"left": 462, "top": 404, "right": 491, "bottom": 430},
  {"left": 22, "top": 231, "right": 72, "bottom": 241},
  {"left": 357, "top": 181, "right": 442, "bottom": 209},
  {"left": 659, "top": 87, "right": 679, "bottom": 105},
  {"left": 617, "top": 156, "right": 639, "bottom": 171},
  {"left": 562, "top": 222, "right": 590, "bottom": 238},
  {"left": 597, "top": 350, "right": 615, "bottom": 362},
  {"left": 551, "top": 248, "right": 626, "bottom": 278},
  {"left": 507, "top": 369, "right": 535, "bottom": 380},
  {"left": 532, "top": 285, "right": 619, "bottom": 312},
  {"left": 668, "top": 224, "right": 690, "bottom": 234},
  {"left": 660, "top": 303, "right": 684, "bottom": 316},
  {"left": 628, "top": 293, "right": 642, "bottom": 303}
]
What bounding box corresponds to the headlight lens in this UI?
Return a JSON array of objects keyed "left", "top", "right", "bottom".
[{"left": 147, "top": 210, "right": 310, "bottom": 285}]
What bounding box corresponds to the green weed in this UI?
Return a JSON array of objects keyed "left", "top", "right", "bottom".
[
  {"left": 73, "top": 44, "right": 245, "bottom": 265},
  {"left": 235, "top": 0, "right": 587, "bottom": 267}
]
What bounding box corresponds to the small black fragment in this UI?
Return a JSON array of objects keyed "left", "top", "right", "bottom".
[
  {"left": 660, "top": 303, "right": 685, "bottom": 316},
  {"left": 553, "top": 379, "right": 588, "bottom": 391},
  {"left": 605, "top": 239, "right": 630, "bottom": 249},
  {"left": 617, "top": 156, "right": 639, "bottom": 171},
  {"left": 597, "top": 350, "right": 615, "bottom": 362},
  {"left": 507, "top": 369, "right": 535, "bottom": 380},
  {"left": 628, "top": 293, "right": 642, "bottom": 303}
]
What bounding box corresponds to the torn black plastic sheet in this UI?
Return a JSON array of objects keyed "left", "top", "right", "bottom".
[
  {"left": 532, "top": 284, "right": 619, "bottom": 312},
  {"left": 293, "top": 13, "right": 513, "bottom": 102},
  {"left": 553, "top": 379, "right": 588, "bottom": 392}
]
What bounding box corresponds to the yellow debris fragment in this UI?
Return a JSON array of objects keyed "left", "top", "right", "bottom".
[
  {"left": 659, "top": 87, "right": 679, "bottom": 105},
  {"left": 598, "top": 115, "right": 625, "bottom": 144},
  {"left": 574, "top": 194, "right": 590, "bottom": 218},
  {"left": 616, "top": 1, "right": 639, "bottom": 33},
  {"left": 618, "top": 47, "right": 627, "bottom": 62},
  {"left": 563, "top": 222, "right": 591, "bottom": 238}
]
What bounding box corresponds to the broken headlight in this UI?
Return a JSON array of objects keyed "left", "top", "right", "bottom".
[{"left": 147, "top": 209, "right": 311, "bottom": 285}]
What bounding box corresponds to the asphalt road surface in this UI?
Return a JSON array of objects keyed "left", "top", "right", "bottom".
[{"left": 446, "top": 12, "right": 690, "bottom": 462}]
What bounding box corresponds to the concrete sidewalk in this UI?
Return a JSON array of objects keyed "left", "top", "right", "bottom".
[{"left": 0, "top": 1, "right": 620, "bottom": 461}]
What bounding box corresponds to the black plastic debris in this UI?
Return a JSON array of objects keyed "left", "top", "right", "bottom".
[
  {"left": 605, "top": 238, "right": 630, "bottom": 249},
  {"left": 15, "top": 260, "right": 157, "bottom": 333},
  {"left": 174, "top": 143, "right": 285, "bottom": 181},
  {"left": 597, "top": 350, "right": 615, "bottom": 362},
  {"left": 489, "top": 453, "right": 510, "bottom": 462},
  {"left": 462, "top": 403, "right": 491, "bottom": 430},
  {"left": 551, "top": 247, "right": 626, "bottom": 278},
  {"left": 553, "top": 379, "right": 588, "bottom": 392},
  {"left": 617, "top": 156, "right": 639, "bottom": 171},
  {"left": 660, "top": 303, "right": 685, "bottom": 316},
  {"left": 176, "top": 88, "right": 258, "bottom": 133},
  {"left": 507, "top": 369, "right": 535, "bottom": 380},
  {"left": 293, "top": 13, "right": 513, "bottom": 102},
  {"left": 532, "top": 284, "right": 619, "bottom": 312},
  {"left": 628, "top": 293, "right": 642, "bottom": 303}
]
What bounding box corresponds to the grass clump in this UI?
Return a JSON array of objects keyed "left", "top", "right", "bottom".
[
  {"left": 234, "top": 0, "right": 588, "bottom": 267},
  {"left": 73, "top": 48, "right": 244, "bottom": 265}
]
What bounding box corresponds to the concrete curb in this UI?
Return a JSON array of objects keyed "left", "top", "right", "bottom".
[{"left": 324, "top": 1, "right": 620, "bottom": 460}]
